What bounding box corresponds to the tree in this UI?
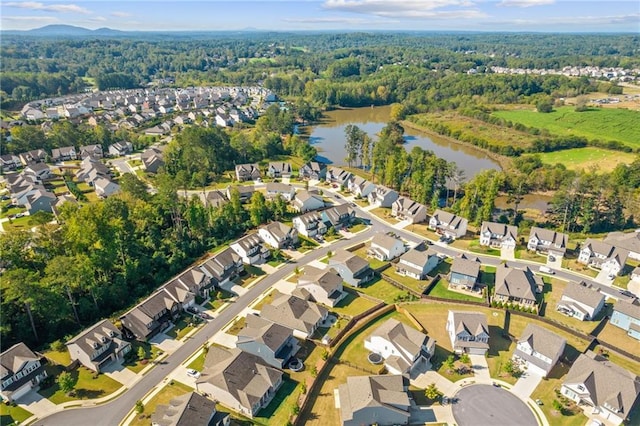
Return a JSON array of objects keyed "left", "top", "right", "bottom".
[
  {"left": 344, "top": 124, "right": 365, "bottom": 168},
  {"left": 444, "top": 355, "right": 455, "bottom": 372},
  {"left": 137, "top": 345, "right": 147, "bottom": 360},
  {"left": 135, "top": 400, "right": 145, "bottom": 414},
  {"left": 120, "top": 174, "right": 149, "bottom": 200},
  {"left": 459, "top": 353, "right": 471, "bottom": 365},
  {"left": 249, "top": 191, "right": 270, "bottom": 227},
  {"left": 57, "top": 371, "right": 76, "bottom": 395},
  {"left": 536, "top": 100, "right": 553, "bottom": 113},
  {"left": 424, "top": 383, "right": 443, "bottom": 401},
  {"left": 300, "top": 382, "right": 307, "bottom": 394}
]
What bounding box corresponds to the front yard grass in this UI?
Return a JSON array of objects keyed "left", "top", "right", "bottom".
[
  {"left": 346, "top": 276, "right": 409, "bottom": 304},
  {"left": 233, "top": 267, "right": 264, "bottom": 287},
  {"left": 0, "top": 403, "right": 32, "bottom": 425},
  {"left": 226, "top": 316, "right": 246, "bottom": 336},
  {"left": 129, "top": 381, "right": 193, "bottom": 426},
  {"left": 187, "top": 352, "right": 206, "bottom": 372},
  {"left": 514, "top": 248, "right": 547, "bottom": 264},
  {"left": 426, "top": 278, "right": 485, "bottom": 303},
  {"left": 530, "top": 363, "right": 587, "bottom": 426},
  {"left": 330, "top": 290, "right": 378, "bottom": 318},
  {"left": 370, "top": 207, "right": 400, "bottom": 224},
  {"left": 38, "top": 365, "right": 123, "bottom": 404},
  {"left": 252, "top": 290, "right": 280, "bottom": 311},
  {"left": 2, "top": 216, "right": 31, "bottom": 232},
  {"left": 203, "top": 288, "right": 236, "bottom": 311},
  {"left": 166, "top": 315, "right": 202, "bottom": 340},
  {"left": 561, "top": 258, "right": 599, "bottom": 277},
  {"left": 267, "top": 250, "right": 290, "bottom": 267},
  {"left": 124, "top": 342, "right": 163, "bottom": 373}
]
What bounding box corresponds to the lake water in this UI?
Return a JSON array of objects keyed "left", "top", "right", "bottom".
[{"left": 307, "top": 105, "right": 500, "bottom": 178}]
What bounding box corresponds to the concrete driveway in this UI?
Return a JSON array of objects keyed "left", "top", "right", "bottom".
[
  {"left": 628, "top": 279, "right": 640, "bottom": 297},
  {"left": 149, "top": 332, "right": 182, "bottom": 353},
  {"left": 510, "top": 371, "right": 544, "bottom": 400},
  {"left": 102, "top": 361, "right": 139, "bottom": 387},
  {"left": 469, "top": 354, "right": 491, "bottom": 381},
  {"left": 409, "top": 405, "right": 437, "bottom": 424},
  {"left": 16, "top": 390, "right": 58, "bottom": 419},
  {"left": 595, "top": 269, "right": 614, "bottom": 285}
]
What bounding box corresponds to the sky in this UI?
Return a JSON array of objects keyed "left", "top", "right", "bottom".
[{"left": 1, "top": 0, "right": 639, "bottom": 33}]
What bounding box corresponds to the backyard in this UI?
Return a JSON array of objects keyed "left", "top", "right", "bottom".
[
  {"left": 346, "top": 277, "right": 411, "bottom": 304},
  {"left": 330, "top": 290, "right": 378, "bottom": 318},
  {"left": 426, "top": 278, "right": 486, "bottom": 303},
  {"left": 541, "top": 279, "right": 606, "bottom": 335},
  {"left": 38, "top": 365, "right": 123, "bottom": 404},
  {"left": 351, "top": 246, "right": 389, "bottom": 270},
  {"left": 529, "top": 363, "right": 587, "bottom": 426}
]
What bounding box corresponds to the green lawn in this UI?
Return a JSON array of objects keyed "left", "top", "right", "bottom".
[
  {"left": 166, "top": 315, "right": 202, "bottom": 340},
  {"left": 124, "top": 342, "right": 163, "bottom": 373},
  {"left": 252, "top": 290, "right": 280, "bottom": 311},
  {"left": 297, "top": 235, "right": 319, "bottom": 252},
  {"left": 595, "top": 322, "right": 640, "bottom": 369},
  {"left": 188, "top": 352, "right": 206, "bottom": 372},
  {"left": 2, "top": 216, "right": 31, "bottom": 232},
  {"left": 346, "top": 277, "right": 409, "bottom": 304},
  {"left": 226, "top": 316, "right": 246, "bottom": 336},
  {"left": 203, "top": 288, "right": 236, "bottom": 311},
  {"left": 541, "top": 279, "right": 605, "bottom": 335},
  {"left": 592, "top": 345, "right": 640, "bottom": 376},
  {"left": 382, "top": 269, "right": 429, "bottom": 294},
  {"left": 533, "top": 147, "right": 637, "bottom": 173},
  {"left": 352, "top": 247, "right": 388, "bottom": 270},
  {"left": 129, "top": 381, "right": 193, "bottom": 426},
  {"left": 493, "top": 106, "right": 640, "bottom": 149},
  {"left": 0, "top": 403, "right": 32, "bottom": 425},
  {"left": 267, "top": 250, "right": 290, "bottom": 267},
  {"left": 38, "top": 365, "right": 123, "bottom": 404},
  {"left": 530, "top": 363, "right": 587, "bottom": 426},
  {"left": 43, "top": 349, "right": 72, "bottom": 367},
  {"left": 514, "top": 248, "right": 547, "bottom": 263},
  {"left": 330, "top": 290, "right": 378, "bottom": 318},
  {"left": 251, "top": 378, "right": 299, "bottom": 426},
  {"left": 370, "top": 207, "right": 400, "bottom": 224},
  {"left": 0, "top": 201, "right": 26, "bottom": 219},
  {"left": 427, "top": 278, "right": 485, "bottom": 303}
]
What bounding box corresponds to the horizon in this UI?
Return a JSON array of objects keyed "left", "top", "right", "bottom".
[{"left": 1, "top": 1, "right": 639, "bottom": 33}]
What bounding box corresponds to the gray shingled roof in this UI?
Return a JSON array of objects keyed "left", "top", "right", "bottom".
[
  {"left": 516, "top": 324, "right": 566, "bottom": 370},
  {"left": 239, "top": 314, "right": 295, "bottom": 352},
  {"left": 329, "top": 249, "right": 370, "bottom": 275},
  {"left": 339, "top": 375, "right": 410, "bottom": 423},
  {"left": 298, "top": 265, "right": 343, "bottom": 292},
  {"left": 261, "top": 294, "right": 327, "bottom": 335},
  {"left": 369, "top": 319, "right": 432, "bottom": 363},
  {"left": 614, "top": 300, "right": 640, "bottom": 320},
  {"left": 451, "top": 255, "right": 481, "bottom": 278},
  {"left": 494, "top": 264, "right": 541, "bottom": 302},
  {"left": 481, "top": 221, "right": 518, "bottom": 240},
  {"left": 150, "top": 392, "right": 224, "bottom": 426},
  {"left": 605, "top": 231, "right": 640, "bottom": 254},
  {"left": 0, "top": 342, "right": 39, "bottom": 380},
  {"left": 562, "top": 281, "right": 605, "bottom": 310},
  {"left": 371, "top": 233, "right": 403, "bottom": 252}
]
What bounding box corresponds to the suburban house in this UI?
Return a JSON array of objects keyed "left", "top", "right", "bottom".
[
  {"left": 557, "top": 281, "right": 606, "bottom": 321},
  {"left": 368, "top": 233, "right": 406, "bottom": 261},
  {"left": 493, "top": 264, "right": 543, "bottom": 310},
  {"left": 151, "top": 392, "right": 230, "bottom": 426},
  {"left": 260, "top": 294, "right": 328, "bottom": 339},
  {"left": 0, "top": 343, "right": 48, "bottom": 402},
  {"left": 605, "top": 231, "right": 640, "bottom": 261},
  {"left": 347, "top": 176, "right": 376, "bottom": 198},
  {"left": 23, "top": 189, "right": 57, "bottom": 214},
  {"left": 50, "top": 146, "right": 77, "bottom": 162},
  {"left": 578, "top": 239, "right": 629, "bottom": 276},
  {"left": 226, "top": 185, "right": 254, "bottom": 203},
  {"left": 561, "top": 351, "right": 640, "bottom": 425},
  {"left": 66, "top": 319, "right": 131, "bottom": 372},
  {"left": 610, "top": 300, "right": 640, "bottom": 340},
  {"left": 120, "top": 290, "right": 181, "bottom": 340},
  {"left": 0, "top": 154, "right": 21, "bottom": 171},
  {"left": 527, "top": 227, "right": 568, "bottom": 258},
  {"left": 328, "top": 249, "right": 374, "bottom": 287},
  {"left": 141, "top": 147, "right": 164, "bottom": 173},
  {"left": 107, "top": 141, "right": 133, "bottom": 157},
  {"left": 257, "top": 221, "right": 298, "bottom": 249},
  {"left": 266, "top": 161, "right": 292, "bottom": 178},
  {"left": 236, "top": 313, "right": 300, "bottom": 369},
  {"left": 364, "top": 318, "right": 435, "bottom": 375},
  {"left": 94, "top": 177, "right": 121, "bottom": 198},
  {"left": 24, "top": 162, "right": 52, "bottom": 180},
  {"left": 76, "top": 156, "right": 111, "bottom": 183},
  {"left": 230, "top": 233, "right": 270, "bottom": 265},
  {"left": 396, "top": 248, "right": 439, "bottom": 280},
  {"left": 199, "top": 247, "right": 244, "bottom": 287},
  {"left": 299, "top": 161, "right": 326, "bottom": 181},
  {"left": 79, "top": 144, "right": 104, "bottom": 159},
  {"left": 446, "top": 310, "right": 490, "bottom": 355},
  {"left": 18, "top": 149, "right": 47, "bottom": 165},
  {"left": 295, "top": 266, "right": 345, "bottom": 307},
  {"left": 292, "top": 211, "right": 327, "bottom": 238},
  {"left": 265, "top": 182, "right": 296, "bottom": 201},
  {"left": 235, "top": 163, "right": 261, "bottom": 182},
  {"left": 479, "top": 221, "right": 518, "bottom": 249},
  {"left": 321, "top": 205, "right": 356, "bottom": 231},
  {"left": 196, "top": 347, "right": 283, "bottom": 419},
  {"left": 326, "top": 167, "right": 352, "bottom": 187},
  {"left": 449, "top": 254, "right": 482, "bottom": 293},
  {"left": 391, "top": 197, "right": 427, "bottom": 224},
  {"left": 338, "top": 375, "right": 410, "bottom": 426},
  {"left": 429, "top": 210, "right": 468, "bottom": 239},
  {"left": 512, "top": 324, "right": 566, "bottom": 377},
  {"left": 199, "top": 190, "right": 228, "bottom": 209},
  {"left": 367, "top": 185, "right": 399, "bottom": 208},
  {"left": 292, "top": 190, "right": 324, "bottom": 213},
  {"left": 163, "top": 267, "right": 209, "bottom": 306}
]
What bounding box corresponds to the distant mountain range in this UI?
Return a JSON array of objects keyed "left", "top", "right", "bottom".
[{"left": 2, "top": 24, "right": 126, "bottom": 36}]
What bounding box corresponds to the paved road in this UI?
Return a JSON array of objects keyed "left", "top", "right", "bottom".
[
  {"left": 452, "top": 384, "right": 537, "bottom": 426},
  {"left": 35, "top": 224, "right": 379, "bottom": 426}
]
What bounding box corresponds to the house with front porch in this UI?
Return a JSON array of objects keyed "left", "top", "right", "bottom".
[
  {"left": 51, "top": 146, "right": 77, "bottom": 162},
  {"left": 107, "top": 141, "right": 133, "bottom": 157},
  {"left": 299, "top": 161, "right": 326, "bottom": 181},
  {"left": 329, "top": 249, "right": 374, "bottom": 287},
  {"left": 292, "top": 211, "right": 327, "bottom": 238},
  {"left": 321, "top": 205, "right": 355, "bottom": 231},
  {"left": 369, "top": 233, "right": 406, "bottom": 261},
  {"left": 260, "top": 294, "right": 328, "bottom": 339},
  {"left": 364, "top": 318, "right": 435, "bottom": 375},
  {"left": 610, "top": 300, "right": 640, "bottom": 340},
  {"left": 396, "top": 248, "right": 439, "bottom": 280},
  {"left": 493, "top": 264, "right": 543, "bottom": 310},
  {"left": 326, "top": 167, "right": 352, "bottom": 187},
  {"left": 446, "top": 310, "right": 490, "bottom": 355},
  {"left": 449, "top": 254, "right": 482, "bottom": 293},
  {"left": 79, "top": 144, "right": 104, "bottom": 159},
  {"left": 348, "top": 176, "right": 376, "bottom": 199},
  {"left": 557, "top": 281, "right": 605, "bottom": 321},
  {"left": 367, "top": 185, "right": 399, "bottom": 208},
  {"left": 561, "top": 351, "right": 640, "bottom": 426},
  {"left": 578, "top": 239, "right": 628, "bottom": 277},
  {"left": 429, "top": 210, "right": 468, "bottom": 239},
  {"left": 258, "top": 221, "right": 298, "bottom": 249},
  {"left": 196, "top": 347, "right": 283, "bottom": 419},
  {"left": 163, "top": 267, "right": 209, "bottom": 307},
  {"left": 292, "top": 190, "right": 324, "bottom": 213},
  {"left": 527, "top": 227, "right": 568, "bottom": 259},
  {"left": 230, "top": 233, "right": 270, "bottom": 265},
  {"left": 295, "top": 266, "right": 345, "bottom": 307},
  {"left": 236, "top": 314, "right": 300, "bottom": 369},
  {"left": 235, "top": 163, "right": 261, "bottom": 182},
  {"left": 265, "top": 182, "right": 295, "bottom": 201},
  {"left": 512, "top": 324, "right": 566, "bottom": 377},
  {"left": 199, "top": 247, "right": 244, "bottom": 288},
  {"left": 120, "top": 290, "right": 180, "bottom": 340},
  {"left": 266, "top": 161, "right": 292, "bottom": 178},
  {"left": 0, "top": 343, "right": 48, "bottom": 402},
  {"left": 605, "top": 231, "right": 640, "bottom": 261},
  {"left": 479, "top": 221, "right": 518, "bottom": 249},
  {"left": 391, "top": 197, "right": 427, "bottom": 224},
  {"left": 66, "top": 319, "right": 131, "bottom": 372}
]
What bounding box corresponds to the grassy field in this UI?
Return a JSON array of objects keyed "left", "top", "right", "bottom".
[
  {"left": 330, "top": 290, "right": 378, "bottom": 318},
  {"left": 427, "top": 278, "right": 485, "bottom": 303},
  {"left": 595, "top": 322, "right": 640, "bottom": 369},
  {"left": 541, "top": 279, "right": 606, "bottom": 335},
  {"left": 532, "top": 147, "right": 637, "bottom": 172},
  {"left": 43, "top": 349, "right": 72, "bottom": 367},
  {"left": 129, "top": 381, "right": 193, "bottom": 426},
  {"left": 0, "top": 403, "right": 32, "bottom": 425},
  {"left": 39, "top": 365, "right": 123, "bottom": 404},
  {"left": 346, "top": 277, "right": 409, "bottom": 304},
  {"left": 493, "top": 106, "right": 640, "bottom": 148}
]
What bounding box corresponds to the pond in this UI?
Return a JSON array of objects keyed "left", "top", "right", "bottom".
[{"left": 306, "top": 105, "right": 500, "bottom": 178}]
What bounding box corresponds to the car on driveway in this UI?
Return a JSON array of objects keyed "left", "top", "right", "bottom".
[
  {"left": 186, "top": 369, "right": 200, "bottom": 379},
  {"left": 199, "top": 312, "right": 212, "bottom": 320}
]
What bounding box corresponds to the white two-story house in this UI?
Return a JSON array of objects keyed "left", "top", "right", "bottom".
[
  {"left": 0, "top": 343, "right": 48, "bottom": 402},
  {"left": 429, "top": 210, "right": 468, "bottom": 239},
  {"left": 512, "top": 324, "right": 566, "bottom": 377},
  {"left": 231, "top": 233, "right": 270, "bottom": 265},
  {"left": 479, "top": 221, "right": 518, "bottom": 249},
  {"left": 578, "top": 239, "right": 628, "bottom": 277}
]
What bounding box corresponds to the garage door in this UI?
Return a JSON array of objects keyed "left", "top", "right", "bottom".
[
  {"left": 10, "top": 383, "right": 31, "bottom": 401},
  {"left": 468, "top": 348, "right": 487, "bottom": 355}
]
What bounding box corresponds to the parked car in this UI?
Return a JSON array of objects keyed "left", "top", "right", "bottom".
[
  {"left": 186, "top": 369, "right": 200, "bottom": 379},
  {"left": 539, "top": 266, "right": 554, "bottom": 275},
  {"left": 199, "top": 312, "right": 212, "bottom": 320}
]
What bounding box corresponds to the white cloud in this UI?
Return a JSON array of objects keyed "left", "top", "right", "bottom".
[
  {"left": 283, "top": 16, "right": 396, "bottom": 25},
  {"left": 1, "top": 15, "right": 59, "bottom": 22},
  {"left": 89, "top": 16, "right": 107, "bottom": 22},
  {"left": 497, "top": 0, "right": 555, "bottom": 7},
  {"left": 110, "top": 11, "right": 132, "bottom": 18},
  {"left": 486, "top": 12, "right": 639, "bottom": 26},
  {"left": 322, "top": 0, "right": 486, "bottom": 19},
  {"left": 3, "top": 2, "right": 91, "bottom": 14}
]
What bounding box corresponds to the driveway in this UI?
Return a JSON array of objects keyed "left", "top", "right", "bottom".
[
  {"left": 409, "top": 405, "right": 437, "bottom": 424},
  {"left": 628, "top": 279, "right": 640, "bottom": 297},
  {"left": 102, "top": 360, "right": 139, "bottom": 387},
  {"left": 501, "top": 247, "right": 515, "bottom": 261},
  {"left": 469, "top": 354, "right": 491, "bottom": 381},
  {"left": 511, "top": 371, "right": 544, "bottom": 400},
  {"left": 16, "top": 390, "right": 58, "bottom": 419},
  {"left": 453, "top": 384, "right": 537, "bottom": 426},
  {"left": 595, "top": 269, "right": 614, "bottom": 285},
  {"left": 149, "top": 332, "right": 182, "bottom": 353}
]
